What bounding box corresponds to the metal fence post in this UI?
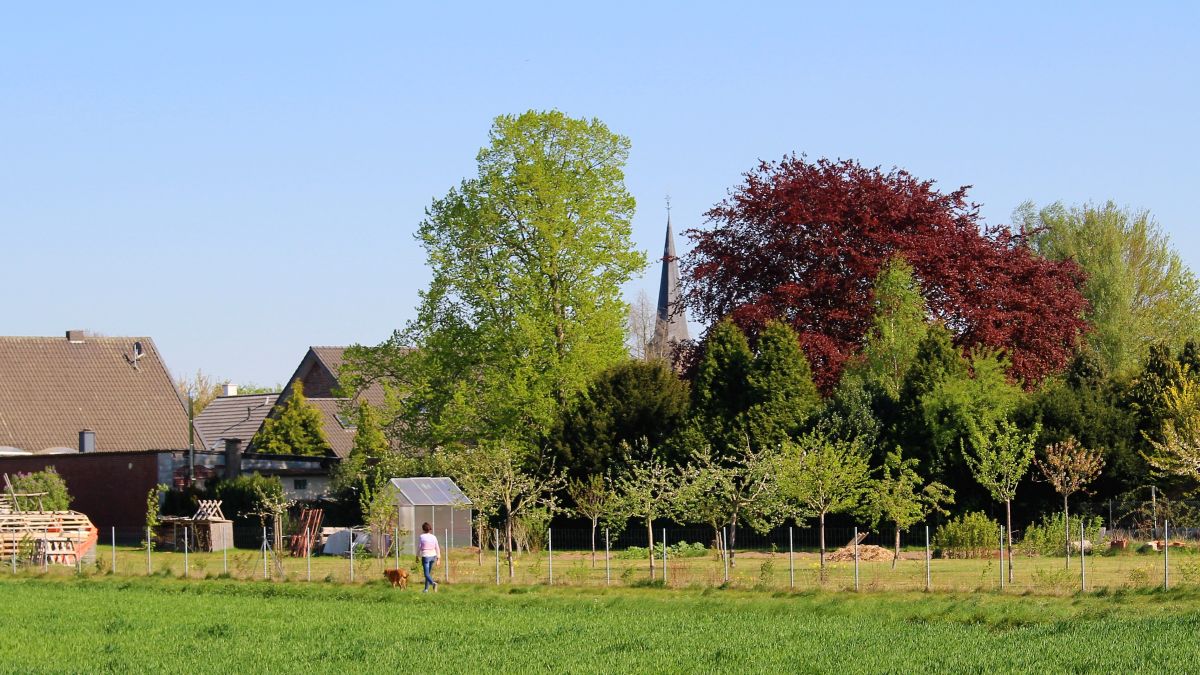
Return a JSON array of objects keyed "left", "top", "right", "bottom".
[
  {"left": 722, "top": 526, "right": 730, "bottom": 583},
  {"left": 999, "top": 526, "right": 1005, "bottom": 591},
  {"left": 111, "top": 526, "right": 116, "bottom": 574},
  {"left": 494, "top": 529, "right": 500, "bottom": 585},
  {"left": 1080, "top": 520, "right": 1086, "bottom": 592},
  {"left": 146, "top": 526, "right": 151, "bottom": 576},
  {"left": 788, "top": 526, "right": 794, "bottom": 589},
  {"left": 853, "top": 526, "right": 860, "bottom": 592},
  {"left": 183, "top": 527, "right": 189, "bottom": 578},
  {"left": 444, "top": 528, "right": 450, "bottom": 583},
  {"left": 925, "top": 525, "right": 931, "bottom": 593},
  {"left": 262, "top": 526, "right": 269, "bottom": 580},
  {"left": 548, "top": 527, "right": 553, "bottom": 586},
  {"left": 1164, "top": 520, "right": 1170, "bottom": 590},
  {"left": 662, "top": 527, "right": 667, "bottom": 585},
  {"left": 395, "top": 526, "right": 400, "bottom": 571},
  {"left": 306, "top": 528, "right": 311, "bottom": 582},
  {"left": 76, "top": 528, "right": 83, "bottom": 575},
  {"left": 222, "top": 527, "right": 228, "bottom": 576},
  {"left": 348, "top": 527, "right": 354, "bottom": 583},
  {"left": 605, "top": 528, "right": 611, "bottom": 586}
]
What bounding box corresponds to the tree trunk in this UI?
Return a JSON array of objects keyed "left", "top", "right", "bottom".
[
  {"left": 729, "top": 511, "right": 739, "bottom": 568},
  {"left": 505, "top": 515, "right": 515, "bottom": 579},
  {"left": 819, "top": 511, "right": 826, "bottom": 571},
  {"left": 1005, "top": 499, "right": 1013, "bottom": 584},
  {"left": 646, "top": 518, "right": 655, "bottom": 581},
  {"left": 892, "top": 527, "right": 901, "bottom": 570},
  {"left": 1064, "top": 494, "right": 1070, "bottom": 568},
  {"left": 590, "top": 518, "right": 597, "bottom": 569}
]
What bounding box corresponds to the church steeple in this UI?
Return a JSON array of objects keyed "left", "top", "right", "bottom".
[{"left": 650, "top": 203, "right": 689, "bottom": 358}]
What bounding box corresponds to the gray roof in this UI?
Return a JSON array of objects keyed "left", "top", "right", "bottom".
[
  {"left": 388, "top": 477, "right": 472, "bottom": 507},
  {"left": 650, "top": 216, "right": 690, "bottom": 352},
  {"left": 193, "top": 393, "right": 278, "bottom": 451}
]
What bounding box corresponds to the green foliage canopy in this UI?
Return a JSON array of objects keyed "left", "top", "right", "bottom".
[{"left": 251, "top": 381, "right": 328, "bottom": 456}]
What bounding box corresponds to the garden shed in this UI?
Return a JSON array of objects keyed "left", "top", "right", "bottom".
[{"left": 389, "top": 477, "right": 472, "bottom": 555}]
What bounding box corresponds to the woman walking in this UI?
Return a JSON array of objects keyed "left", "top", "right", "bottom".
[{"left": 418, "top": 522, "right": 440, "bottom": 593}]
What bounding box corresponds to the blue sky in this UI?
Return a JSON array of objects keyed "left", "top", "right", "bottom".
[{"left": 3, "top": 3, "right": 1197, "bottom": 387}]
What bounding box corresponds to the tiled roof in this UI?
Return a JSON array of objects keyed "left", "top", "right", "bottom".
[
  {"left": 0, "top": 333, "right": 193, "bottom": 454},
  {"left": 309, "top": 398, "right": 357, "bottom": 458},
  {"left": 193, "top": 393, "right": 278, "bottom": 451}
]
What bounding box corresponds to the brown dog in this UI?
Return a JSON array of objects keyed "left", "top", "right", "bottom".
[{"left": 384, "top": 568, "right": 409, "bottom": 589}]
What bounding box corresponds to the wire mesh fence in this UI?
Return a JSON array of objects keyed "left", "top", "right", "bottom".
[{"left": 9, "top": 520, "right": 1199, "bottom": 596}]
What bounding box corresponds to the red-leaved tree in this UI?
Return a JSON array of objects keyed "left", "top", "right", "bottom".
[{"left": 683, "top": 156, "right": 1088, "bottom": 390}]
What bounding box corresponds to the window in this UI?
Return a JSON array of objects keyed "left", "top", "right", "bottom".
[
  {"left": 335, "top": 414, "right": 356, "bottom": 429},
  {"left": 293, "top": 479, "right": 308, "bottom": 491}
]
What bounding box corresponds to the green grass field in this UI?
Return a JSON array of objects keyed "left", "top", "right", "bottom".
[{"left": 1, "top": 576, "right": 1198, "bottom": 673}]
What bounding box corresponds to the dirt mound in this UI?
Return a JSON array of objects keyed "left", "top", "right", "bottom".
[{"left": 826, "top": 545, "right": 894, "bottom": 562}]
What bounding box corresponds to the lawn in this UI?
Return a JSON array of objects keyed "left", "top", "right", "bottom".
[{"left": 0, "top": 576, "right": 1198, "bottom": 673}]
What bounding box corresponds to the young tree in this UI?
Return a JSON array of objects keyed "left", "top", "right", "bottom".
[
  {"left": 1034, "top": 437, "right": 1105, "bottom": 566},
  {"left": 965, "top": 419, "right": 1040, "bottom": 583},
  {"left": 683, "top": 156, "right": 1088, "bottom": 389},
  {"left": 778, "top": 432, "right": 873, "bottom": 570},
  {"left": 611, "top": 444, "right": 686, "bottom": 580},
  {"left": 352, "top": 110, "right": 644, "bottom": 450},
  {"left": 566, "top": 474, "right": 620, "bottom": 568},
  {"left": 1022, "top": 201, "right": 1200, "bottom": 376},
  {"left": 252, "top": 381, "right": 328, "bottom": 456},
  {"left": 866, "top": 450, "right": 954, "bottom": 568},
  {"left": 1144, "top": 377, "right": 1200, "bottom": 482},
  {"left": 446, "top": 442, "right": 564, "bottom": 578}
]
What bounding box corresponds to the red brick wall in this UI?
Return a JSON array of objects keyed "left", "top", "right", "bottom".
[
  {"left": 300, "top": 362, "right": 339, "bottom": 398},
  {"left": 0, "top": 452, "right": 164, "bottom": 530}
]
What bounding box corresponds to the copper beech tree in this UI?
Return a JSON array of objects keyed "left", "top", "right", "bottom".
[
  {"left": 683, "top": 156, "right": 1089, "bottom": 390},
  {"left": 1035, "top": 438, "right": 1105, "bottom": 566}
]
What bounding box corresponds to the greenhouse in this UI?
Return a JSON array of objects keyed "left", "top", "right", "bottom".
[{"left": 389, "top": 477, "right": 473, "bottom": 555}]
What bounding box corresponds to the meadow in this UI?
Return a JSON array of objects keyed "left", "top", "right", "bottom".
[{"left": 1, "top": 575, "right": 1198, "bottom": 673}]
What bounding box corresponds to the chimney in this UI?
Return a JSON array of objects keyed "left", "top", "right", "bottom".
[
  {"left": 66, "top": 329, "right": 86, "bottom": 343},
  {"left": 222, "top": 383, "right": 239, "bottom": 397},
  {"left": 224, "top": 439, "right": 242, "bottom": 479},
  {"left": 78, "top": 429, "right": 96, "bottom": 453}
]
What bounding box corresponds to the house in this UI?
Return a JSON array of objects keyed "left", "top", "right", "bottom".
[
  {"left": 274, "top": 346, "right": 387, "bottom": 459},
  {"left": 192, "top": 385, "right": 277, "bottom": 454},
  {"left": 0, "top": 330, "right": 199, "bottom": 529}
]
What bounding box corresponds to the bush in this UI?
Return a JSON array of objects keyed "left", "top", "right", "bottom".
[
  {"left": 617, "top": 541, "right": 707, "bottom": 560},
  {"left": 209, "top": 474, "right": 284, "bottom": 525},
  {"left": 10, "top": 467, "right": 71, "bottom": 511},
  {"left": 1016, "top": 513, "right": 1104, "bottom": 557},
  {"left": 934, "top": 512, "right": 1000, "bottom": 559}
]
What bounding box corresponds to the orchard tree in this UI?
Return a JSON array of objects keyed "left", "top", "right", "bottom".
[
  {"left": 778, "top": 432, "right": 873, "bottom": 570},
  {"left": 251, "top": 381, "right": 328, "bottom": 456},
  {"left": 611, "top": 443, "right": 686, "bottom": 580},
  {"left": 965, "top": 419, "right": 1040, "bottom": 583},
  {"left": 683, "top": 156, "right": 1088, "bottom": 390},
  {"left": 866, "top": 450, "right": 954, "bottom": 568},
  {"left": 566, "top": 474, "right": 621, "bottom": 568},
  {"left": 1021, "top": 201, "right": 1200, "bottom": 376},
  {"left": 345, "top": 110, "right": 643, "bottom": 449},
  {"left": 1034, "top": 437, "right": 1104, "bottom": 566}
]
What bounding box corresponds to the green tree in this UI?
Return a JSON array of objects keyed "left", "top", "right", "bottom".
[
  {"left": 548, "top": 359, "right": 690, "bottom": 479},
  {"left": 566, "top": 474, "right": 621, "bottom": 568},
  {"left": 746, "top": 320, "right": 821, "bottom": 447},
  {"left": 857, "top": 257, "right": 929, "bottom": 400},
  {"left": 251, "top": 381, "right": 328, "bottom": 456},
  {"left": 691, "top": 320, "right": 754, "bottom": 455},
  {"left": 866, "top": 449, "right": 954, "bottom": 568},
  {"left": 1034, "top": 437, "right": 1104, "bottom": 566},
  {"left": 1022, "top": 200, "right": 1200, "bottom": 376},
  {"left": 210, "top": 474, "right": 285, "bottom": 526},
  {"left": 778, "top": 432, "right": 873, "bottom": 570},
  {"left": 611, "top": 444, "right": 686, "bottom": 581},
  {"left": 357, "top": 110, "right": 643, "bottom": 449},
  {"left": 964, "top": 419, "right": 1040, "bottom": 583}
]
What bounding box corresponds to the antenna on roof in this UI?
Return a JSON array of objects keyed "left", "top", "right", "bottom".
[{"left": 125, "top": 341, "right": 144, "bottom": 371}]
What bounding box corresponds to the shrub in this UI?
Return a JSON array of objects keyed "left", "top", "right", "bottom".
[
  {"left": 10, "top": 467, "right": 71, "bottom": 511},
  {"left": 616, "top": 541, "right": 707, "bottom": 560},
  {"left": 934, "top": 512, "right": 1000, "bottom": 559},
  {"left": 1016, "top": 513, "right": 1104, "bottom": 557},
  {"left": 209, "top": 474, "right": 284, "bottom": 525}
]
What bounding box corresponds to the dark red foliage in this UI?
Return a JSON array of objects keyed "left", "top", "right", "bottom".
[{"left": 683, "top": 156, "right": 1089, "bottom": 391}]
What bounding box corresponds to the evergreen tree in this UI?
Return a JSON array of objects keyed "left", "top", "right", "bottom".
[
  {"left": 252, "top": 381, "right": 328, "bottom": 456},
  {"left": 691, "top": 320, "right": 754, "bottom": 456},
  {"left": 746, "top": 320, "right": 821, "bottom": 447}
]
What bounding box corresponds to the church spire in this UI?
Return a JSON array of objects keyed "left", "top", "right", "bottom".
[{"left": 650, "top": 201, "right": 689, "bottom": 358}]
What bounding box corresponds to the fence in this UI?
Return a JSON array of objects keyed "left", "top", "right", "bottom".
[{"left": 10, "top": 520, "right": 1198, "bottom": 596}]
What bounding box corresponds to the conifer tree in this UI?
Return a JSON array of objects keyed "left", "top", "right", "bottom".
[{"left": 252, "top": 381, "right": 328, "bottom": 456}]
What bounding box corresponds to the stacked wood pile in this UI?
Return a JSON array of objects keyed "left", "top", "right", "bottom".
[
  {"left": 289, "top": 508, "right": 324, "bottom": 556},
  {"left": 0, "top": 491, "right": 98, "bottom": 566}
]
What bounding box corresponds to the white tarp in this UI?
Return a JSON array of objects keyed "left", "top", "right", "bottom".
[{"left": 321, "top": 528, "right": 389, "bottom": 555}]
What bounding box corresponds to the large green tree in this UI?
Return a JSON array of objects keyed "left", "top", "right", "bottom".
[
  {"left": 548, "top": 359, "right": 690, "bottom": 479},
  {"left": 1022, "top": 201, "right": 1200, "bottom": 376},
  {"left": 348, "top": 110, "right": 643, "bottom": 448},
  {"left": 251, "top": 381, "right": 328, "bottom": 456},
  {"left": 746, "top": 320, "right": 822, "bottom": 447}
]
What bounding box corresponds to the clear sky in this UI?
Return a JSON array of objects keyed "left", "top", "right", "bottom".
[{"left": 3, "top": 3, "right": 1197, "bottom": 387}]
